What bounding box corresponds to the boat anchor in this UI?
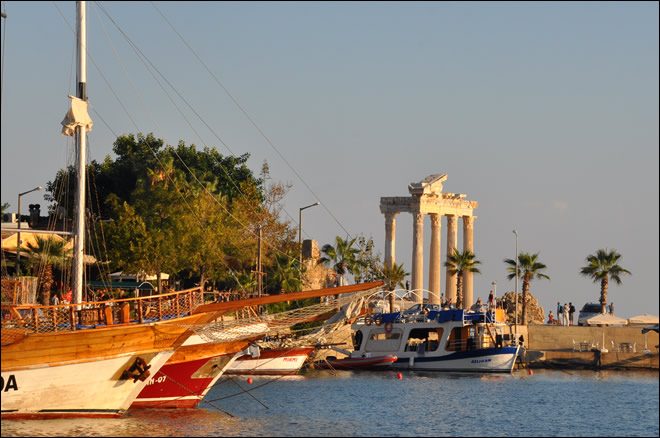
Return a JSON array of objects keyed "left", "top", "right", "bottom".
[{"left": 121, "top": 357, "right": 152, "bottom": 383}]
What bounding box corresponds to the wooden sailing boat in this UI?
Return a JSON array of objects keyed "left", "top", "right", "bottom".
[
  {"left": 0, "top": 2, "right": 183, "bottom": 419},
  {"left": 1, "top": 3, "right": 385, "bottom": 417}
]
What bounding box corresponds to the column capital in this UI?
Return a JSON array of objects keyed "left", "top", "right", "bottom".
[{"left": 462, "top": 215, "right": 476, "bottom": 229}]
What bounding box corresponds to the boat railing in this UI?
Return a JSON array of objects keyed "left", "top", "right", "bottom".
[
  {"left": 446, "top": 337, "right": 501, "bottom": 351},
  {"left": 0, "top": 287, "right": 204, "bottom": 336}
]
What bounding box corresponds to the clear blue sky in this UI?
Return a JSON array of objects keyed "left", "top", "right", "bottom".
[{"left": 1, "top": 2, "right": 658, "bottom": 319}]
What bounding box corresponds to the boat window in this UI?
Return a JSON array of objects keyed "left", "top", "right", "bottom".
[
  {"left": 369, "top": 331, "right": 401, "bottom": 341},
  {"left": 364, "top": 329, "right": 403, "bottom": 352},
  {"left": 446, "top": 327, "right": 469, "bottom": 351},
  {"left": 404, "top": 328, "right": 443, "bottom": 352}
]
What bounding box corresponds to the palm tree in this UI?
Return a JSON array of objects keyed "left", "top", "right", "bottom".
[
  {"left": 580, "top": 248, "right": 631, "bottom": 314},
  {"left": 227, "top": 270, "right": 257, "bottom": 297},
  {"left": 381, "top": 262, "right": 409, "bottom": 312},
  {"left": 22, "top": 235, "right": 71, "bottom": 305},
  {"left": 504, "top": 252, "right": 550, "bottom": 324},
  {"left": 266, "top": 253, "right": 301, "bottom": 293},
  {"left": 444, "top": 248, "right": 481, "bottom": 309},
  {"left": 319, "top": 236, "right": 359, "bottom": 286}
]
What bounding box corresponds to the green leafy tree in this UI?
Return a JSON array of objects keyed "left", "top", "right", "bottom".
[
  {"left": 445, "top": 248, "right": 481, "bottom": 309},
  {"left": 579, "top": 248, "right": 631, "bottom": 314},
  {"left": 504, "top": 252, "right": 550, "bottom": 324},
  {"left": 48, "top": 132, "right": 297, "bottom": 292},
  {"left": 103, "top": 202, "right": 151, "bottom": 277},
  {"left": 22, "top": 236, "right": 71, "bottom": 305}
]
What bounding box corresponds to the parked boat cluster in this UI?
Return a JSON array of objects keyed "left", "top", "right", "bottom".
[{"left": 0, "top": 280, "right": 384, "bottom": 418}]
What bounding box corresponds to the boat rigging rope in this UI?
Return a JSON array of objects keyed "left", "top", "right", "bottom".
[{"left": 180, "top": 289, "right": 372, "bottom": 344}]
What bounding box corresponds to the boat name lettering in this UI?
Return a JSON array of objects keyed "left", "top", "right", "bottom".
[
  {"left": 146, "top": 375, "right": 167, "bottom": 386},
  {"left": 282, "top": 358, "right": 298, "bottom": 362},
  {"left": 1, "top": 374, "right": 19, "bottom": 392},
  {"left": 471, "top": 358, "right": 492, "bottom": 364}
]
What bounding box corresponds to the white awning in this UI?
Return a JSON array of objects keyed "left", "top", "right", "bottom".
[
  {"left": 584, "top": 313, "right": 628, "bottom": 326},
  {"left": 109, "top": 271, "right": 170, "bottom": 281},
  {"left": 627, "top": 314, "right": 659, "bottom": 326}
]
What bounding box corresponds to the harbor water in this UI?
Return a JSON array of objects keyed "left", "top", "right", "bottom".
[{"left": 2, "top": 369, "right": 658, "bottom": 437}]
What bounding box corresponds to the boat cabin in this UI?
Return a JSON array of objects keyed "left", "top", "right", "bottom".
[{"left": 353, "top": 308, "right": 510, "bottom": 356}]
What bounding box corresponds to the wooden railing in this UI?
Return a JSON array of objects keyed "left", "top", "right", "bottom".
[{"left": 1, "top": 287, "right": 204, "bottom": 335}]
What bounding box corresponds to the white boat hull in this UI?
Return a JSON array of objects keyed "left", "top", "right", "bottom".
[
  {"left": 1, "top": 351, "right": 173, "bottom": 418},
  {"left": 225, "top": 348, "right": 314, "bottom": 375},
  {"left": 391, "top": 347, "right": 519, "bottom": 372}
]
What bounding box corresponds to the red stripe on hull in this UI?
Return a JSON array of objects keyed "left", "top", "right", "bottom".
[{"left": 132, "top": 357, "right": 213, "bottom": 409}]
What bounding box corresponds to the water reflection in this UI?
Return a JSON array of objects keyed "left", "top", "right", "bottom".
[{"left": 2, "top": 369, "right": 657, "bottom": 437}]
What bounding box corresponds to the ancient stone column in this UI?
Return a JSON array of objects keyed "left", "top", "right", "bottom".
[
  {"left": 384, "top": 212, "right": 398, "bottom": 269},
  {"left": 462, "top": 215, "right": 475, "bottom": 309},
  {"left": 411, "top": 213, "right": 424, "bottom": 303},
  {"left": 428, "top": 213, "right": 442, "bottom": 305},
  {"left": 445, "top": 214, "right": 458, "bottom": 304}
]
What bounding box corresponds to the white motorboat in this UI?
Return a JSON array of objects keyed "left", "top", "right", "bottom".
[{"left": 349, "top": 307, "right": 521, "bottom": 373}]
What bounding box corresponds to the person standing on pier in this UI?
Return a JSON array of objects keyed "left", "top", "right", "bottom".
[
  {"left": 557, "top": 302, "right": 563, "bottom": 325},
  {"left": 563, "top": 303, "right": 570, "bottom": 326},
  {"left": 569, "top": 302, "right": 576, "bottom": 325}
]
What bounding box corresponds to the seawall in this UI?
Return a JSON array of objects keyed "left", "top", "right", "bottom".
[{"left": 517, "top": 324, "right": 658, "bottom": 370}]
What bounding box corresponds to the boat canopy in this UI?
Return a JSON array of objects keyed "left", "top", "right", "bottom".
[{"left": 85, "top": 280, "right": 155, "bottom": 290}]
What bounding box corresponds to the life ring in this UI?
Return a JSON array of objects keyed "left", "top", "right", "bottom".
[{"left": 384, "top": 322, "right": 393, "bottom": 333}]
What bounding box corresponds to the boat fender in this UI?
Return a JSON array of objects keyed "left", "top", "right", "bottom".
[
  {"left": 365, "top": 315, "right": 374, "bottom": 326},
  {"left": 375, "top": 316, "right": 383, "bottom": 326},
  {"left": 384, "top": 322, "right": 393, "bottom": 333}
]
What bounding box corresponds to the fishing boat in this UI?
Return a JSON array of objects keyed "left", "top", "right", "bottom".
[
  {"left": 347, "top": 306, "right": 521, "bottom": 372},
  {"left": 130, "top": 332, "right": 257, "bottom": 409},
  {"left": 311, "top": 354, "right": 398, "bottom": 370},
  {"left": 224, "top": 346, "right": 315, "bottom": 376}
]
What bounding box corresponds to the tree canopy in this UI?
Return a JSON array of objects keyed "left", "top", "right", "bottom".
[{"left": 45, "top": 133, "right": 296, "bottom": 292}]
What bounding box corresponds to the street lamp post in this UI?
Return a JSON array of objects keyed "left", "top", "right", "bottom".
[
  {"left": 16, "top": 186, "right": 43, "bottom": 276},
  {"left": 513, "top": 229, "right": 519, "bottom": 330},
  {"left": 298, "top": 202, "right": 320, "bottom": 274}
]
